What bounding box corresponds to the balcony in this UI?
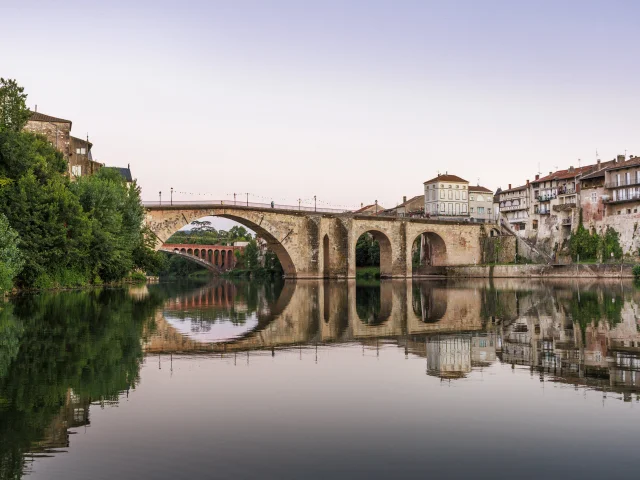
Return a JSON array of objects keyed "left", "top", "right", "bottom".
[
  {"left": 605, "top": 178, "right": 640, "bottom": 189},
  {"left": 553, "top": 202, "right": 577, "bottom": 212},
  {"left": 604, "top": 193, "right": 640, "bottom": 204},
  {"left": 500, "top": 203, "right": 528, "bottom": 212},
  {"left": 537, "top": 208, "right": 551, "bottom": 215},
  {"left": 537, "top": 194, "right": 556, "bottom": 202},
  {"left": 557, "top": 186, "right": 576, "bottom": 196}
]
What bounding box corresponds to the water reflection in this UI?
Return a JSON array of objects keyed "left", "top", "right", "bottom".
[{"left": 2, "top": 279, "right": 640, "bottom": 479}]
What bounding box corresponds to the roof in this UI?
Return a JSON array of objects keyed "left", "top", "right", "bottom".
[
  {"left": 353, "top": 203, "right": 385, "bottom": 213},
  {"left": 468, "top": 185, "right": 492, "bottom": 193},
  {"left": 398, "top": 195, "right": 424, "bottom": 207},
  {"left": 111, "top": 166, "right": 133, "bottom": 182},
  {"left": 580, "top": 168, "right": 606, "bottom": 180},
  {"left": 606, "top": 156, "right": 640, "bottom": 172},
  {"left": 70, "top": 136, "right": 93, "bottom": 148},
  {"left": 28, "top": 111, "right": 72, "bottom": 125},
  {"left": 500, "top": 184, "right": 529, "bottom": 194},
  {"left": 535, "top": 164, "right": 596, "bottom": 184},
  {"left": 423, "top": 174, "right": 468, "bottom": 184}
]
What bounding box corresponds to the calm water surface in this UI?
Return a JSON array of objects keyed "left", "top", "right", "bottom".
[{"left": 1, "top": 278, "right": 639, "bottom": 479}]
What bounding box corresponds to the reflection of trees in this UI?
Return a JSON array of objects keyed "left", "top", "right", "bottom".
[
  {"left": 0, "top": 289, "right": 165, "bottom": 480},
  {"left": 568, "top": 291, "right": 623, "bottom": 341},
  {"left": 411, "top": 282, "right": 447, "bottom": 323},
  {"left": 355, "top": 285, "right": 382, "bottom": 325}
]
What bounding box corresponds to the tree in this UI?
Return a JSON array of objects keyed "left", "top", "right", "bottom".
[
  {"left": 0, "top": 214, "right": 23, "bottom": 293},
  {"left": 243, "top": 240, "right": 260, "bottom": 269},
  {"left": 0, "top": 78, "right": 30, "bottom": 133}
]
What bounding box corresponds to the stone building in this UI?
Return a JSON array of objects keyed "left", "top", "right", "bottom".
[
  {"left": 383, "top": 195, "right": 424, "bottom": 217},
  {"left": 353, "top": 203, "right": 386, "bottom": 215},
  {"left": 497, "top": 183, "right": 530, "bottom": 233},
  {"left": 468, "top": 185, "right": 494, "bottom": 221},
  {"left": 23, "top": 111, "right": 102, "bottom": 178},
  {"left": 423, "top": 173, "right": 469, "bottom": 217}
]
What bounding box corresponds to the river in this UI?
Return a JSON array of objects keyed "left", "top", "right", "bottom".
[{"left": 1, "top": 278, "right": 639, "bottom": 479}]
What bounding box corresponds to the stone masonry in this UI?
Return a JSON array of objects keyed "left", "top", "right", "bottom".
[{"left": 144, "top": 204, "right": 485, "bottom": 278}]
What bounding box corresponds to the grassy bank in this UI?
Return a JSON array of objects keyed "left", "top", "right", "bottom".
[{"left": 356, "top": 266, "right": 380, "bottom": 280}]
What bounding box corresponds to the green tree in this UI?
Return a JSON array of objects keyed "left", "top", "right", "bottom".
[
  {"left": 243, "top": 240, "right": 260, "bottom": 269},
  {"left": 0, "top": 78, "right": 30, "bottom": 133},
  {"left": 0, "top": 214, "right": 23, "bottom": 293},
  {"left": 600, "top": 226, "right": 623, "bottom": 261}
]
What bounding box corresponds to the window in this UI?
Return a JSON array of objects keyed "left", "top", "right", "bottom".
[
  {"left": 628, "top": 209, "right": 632, "bottom": 214},
  {"left": 626, "top": 172, "right": 631, "bottom": 185},
  {"left": 462, "top": 191, "right": 467, "bottom": 200},
  {"left": 470, "top": 207, "right": 474, "bottom": 213},
  {"left": 533, "top": 220, "right": 538, "bottom": 230},
  {"left": 477, "top": 194, "right": 484, "bottom": 202},
  {"left": 455, "top": 191, "right": 460, "bottom": 200},
  {"left": 75, "top": 147, "right": 86, "bottom": 155},
  {"left": 71, "top": 165, "right": 82, "bottom": 177},
  {"left": 455, "top": 185, "right": 459, "bottom": 189},
  {"left": 478, "top": 207, "right": 485, "bottom": 214},
  {"left": 591, "top": 192, "right": 597, "bottom": 203},
  {"left": 448, "top": 191, "right": 453, "bottom": 199},
  {"left": 470, "top": 195, "right": 475, "bottom": 201},
  {"left": 440, "top": 190, "right": 445, "bottom": 199},
  {"left": 462, "top": 204, "right": 467, "bottom": 213}
]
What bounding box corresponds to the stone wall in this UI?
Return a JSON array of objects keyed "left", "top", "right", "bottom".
[
  {"left": 481, "top": 236, "right": 516, "bottom": 264},
  {"left": 446, "top": 263, "right": 634, "bottom": 278}
]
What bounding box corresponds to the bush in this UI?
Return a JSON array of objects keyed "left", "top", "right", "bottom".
[{"left": 633, "top": 265, "right": 640, "bottom": 280}]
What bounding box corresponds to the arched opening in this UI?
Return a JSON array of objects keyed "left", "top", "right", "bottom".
[
  {"left": 355, "top": 230, "right": 392, "bottom": 278},
  {"left": 180, "top": 248, "right": 186, "bottom": 254},
  {"left": 355, "top": 281, "right": 393, "bottom": 325},
  {"left": 227, "top": 250, "right": 233, "bottom": 268},
  {"left": 490, "top": 228, "right": 500, "bottom": 237},
  {"left": 411, "top": 232, "right": 447, "bottom": 275},
  {"left": 214, "top": 250, "right": 220, "bottom": 266},
  {"left": 411, "top": 282, "right": 447, "bottom": 322},
  {"left": 194, "top": 248, "right": 200, "bottom": 257},
  {"left": 323, "top": 234, "right": 330, "bottom": 277},
  {"left": 221, "top": 250, "right": 226, "bottom": 268},
  {"left": 187, "top": 248, "right": 193, "bottom": 255},
  {"left": 208, "top": 249, "right": 213, "bottom": 263}
]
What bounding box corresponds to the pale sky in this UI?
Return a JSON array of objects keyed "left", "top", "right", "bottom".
[{"left": 2, "top": 0, "right": 639, "bottom": 210}]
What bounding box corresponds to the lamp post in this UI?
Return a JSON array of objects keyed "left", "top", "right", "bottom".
[
  {"left": 375, "top": 200, "right": 378, "bottom": 214},
  {"left": 246, "top": 193, "right": 249, "bottom": 206},
  {"left": 314, "top": 195, "right": 317, "bottom": 212},
  {"left": 298, "top": 198, "right": 302, "bottom": 210},
  {"left": 170, "top": 187, "right": 173, "bottom": 205},
  {"left": 159, "top": 191, "right": 162, "bottom": 205}
]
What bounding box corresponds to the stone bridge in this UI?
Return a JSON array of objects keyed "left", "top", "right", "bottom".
[{"left": 144, "top": 202, "right": 489, "bottom": 278}]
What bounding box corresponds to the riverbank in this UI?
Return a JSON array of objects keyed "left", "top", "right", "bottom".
[{"left": 444, "top": 263, "right": 634, "bottom": 278}]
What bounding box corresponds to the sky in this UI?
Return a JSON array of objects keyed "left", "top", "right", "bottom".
[{"left": 2, "top": 0, "right": 640, "bottom": 211}]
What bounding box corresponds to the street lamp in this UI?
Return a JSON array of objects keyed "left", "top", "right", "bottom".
[
  {"left": 159, "top": 191, "right": 162, "bottom": 205},
  {"left": 314, "top": 195, "right": 317, "bottom": 212},
  {"left": 170, "top": 187, "right": 173, "bottom": 205},
  {"left": 375, "top": 200, "right": 378, "bottom": 214}
]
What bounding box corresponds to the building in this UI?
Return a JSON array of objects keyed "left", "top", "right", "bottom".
[
  {"left": 353, "top": 203, "right": 386, "bottom": 215},
  {"left": 383, "top": 195, "right": 424, "bottom": 217},
  {"left": 423, "top": 173, "right": 469, "bottom": 217},
  {"left": 113, "top": 165, "right": 134, "bottom": 187},
  {"left": 23, "top": 111, "right": 102, "bottom": 178},
  {"left": 602, "top": 156, "right": 640, "bottom": 216},
  {"left": 497, "top": 183, "right": 530, "bottom": 233},
  {"left": 468, "top": 185, "right": 495, "bottom": 221}
]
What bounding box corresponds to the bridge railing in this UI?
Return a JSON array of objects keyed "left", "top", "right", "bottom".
[{"left": 142, "top": 199, "right": 350, "bottom": 214}]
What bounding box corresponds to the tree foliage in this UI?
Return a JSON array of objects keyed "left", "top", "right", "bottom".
[
  {"left": 0, "top": 215, "right": 23, "bottom": 293},
  {"left": 0, "top": 78, "right": 30, "bottom": 133},
  {"left": 356, "top": 233, "right": 380, "bottom": 267},
  {"left": 167, "top": 222, "right": 252, "bottom": 245},
  {"left": 0, "top": 78, "right": 161, "bottom": 290}
]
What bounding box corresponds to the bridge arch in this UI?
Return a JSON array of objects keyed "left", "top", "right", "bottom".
[
  {"left": 411, "top": 231, "right": 447, "bottom": 274},
  {"left": 354, "top": 229, "right": 393, "bottom": 278}
]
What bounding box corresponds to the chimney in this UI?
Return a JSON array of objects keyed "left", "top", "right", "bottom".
[
  {"left": 597, "top": 159, "right": 601, "bottom": 168},
  {"left": 402, "top": 196, "right": 407, "bottom": 203},
  {"left": 35, "top": 104, "right": 37, "bottom": 112},
  {"left": 617, "top": 154, "right": 625, "bottom": 163},
  {"left": 361, "top": 202, "right": 363, "bottom": 207},
  {"left": 508, "top": 184, "right": 512, "bottom": 190},
  {"left": 569, "top": 166, "right": 574, "bottom": 172},
  {"left": 535, "top": 174, "right": 540, "bottom": 181},
  {"left": 549, "top": 171, "right": 552, "bottom": 175}
]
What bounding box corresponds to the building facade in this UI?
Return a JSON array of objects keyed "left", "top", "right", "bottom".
[
  {"left": 468, "top": 185, "right": 495, "bottom": 221},
  {"left": 423, "top": 174, "right": 469, "bottom": 217},
  {"left": 497, "top": 183, "right": 530, "bottom": 232}
]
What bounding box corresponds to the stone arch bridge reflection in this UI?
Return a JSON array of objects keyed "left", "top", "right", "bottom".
[{"left": 145, "top": 280, "right": 489, "bottom": 354}]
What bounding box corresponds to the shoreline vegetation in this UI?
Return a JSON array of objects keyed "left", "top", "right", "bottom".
[{"left": 0, "top": 78, "right": 165, "bottom": 296}]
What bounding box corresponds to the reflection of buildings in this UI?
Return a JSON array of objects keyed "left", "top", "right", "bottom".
[
  {"left": 427, "top": 335, "right": 471, "bottom": 379},
  {"left": 30, "top": 389, "right": 91, "bottom": 454}
]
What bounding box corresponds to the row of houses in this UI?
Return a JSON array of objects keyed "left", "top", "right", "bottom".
[
  {"left": 23, "top": 110, "right": 133, "bottom": 183},
  {"left": 497, "top": 154, "right": 640, "bottom": 257}
]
